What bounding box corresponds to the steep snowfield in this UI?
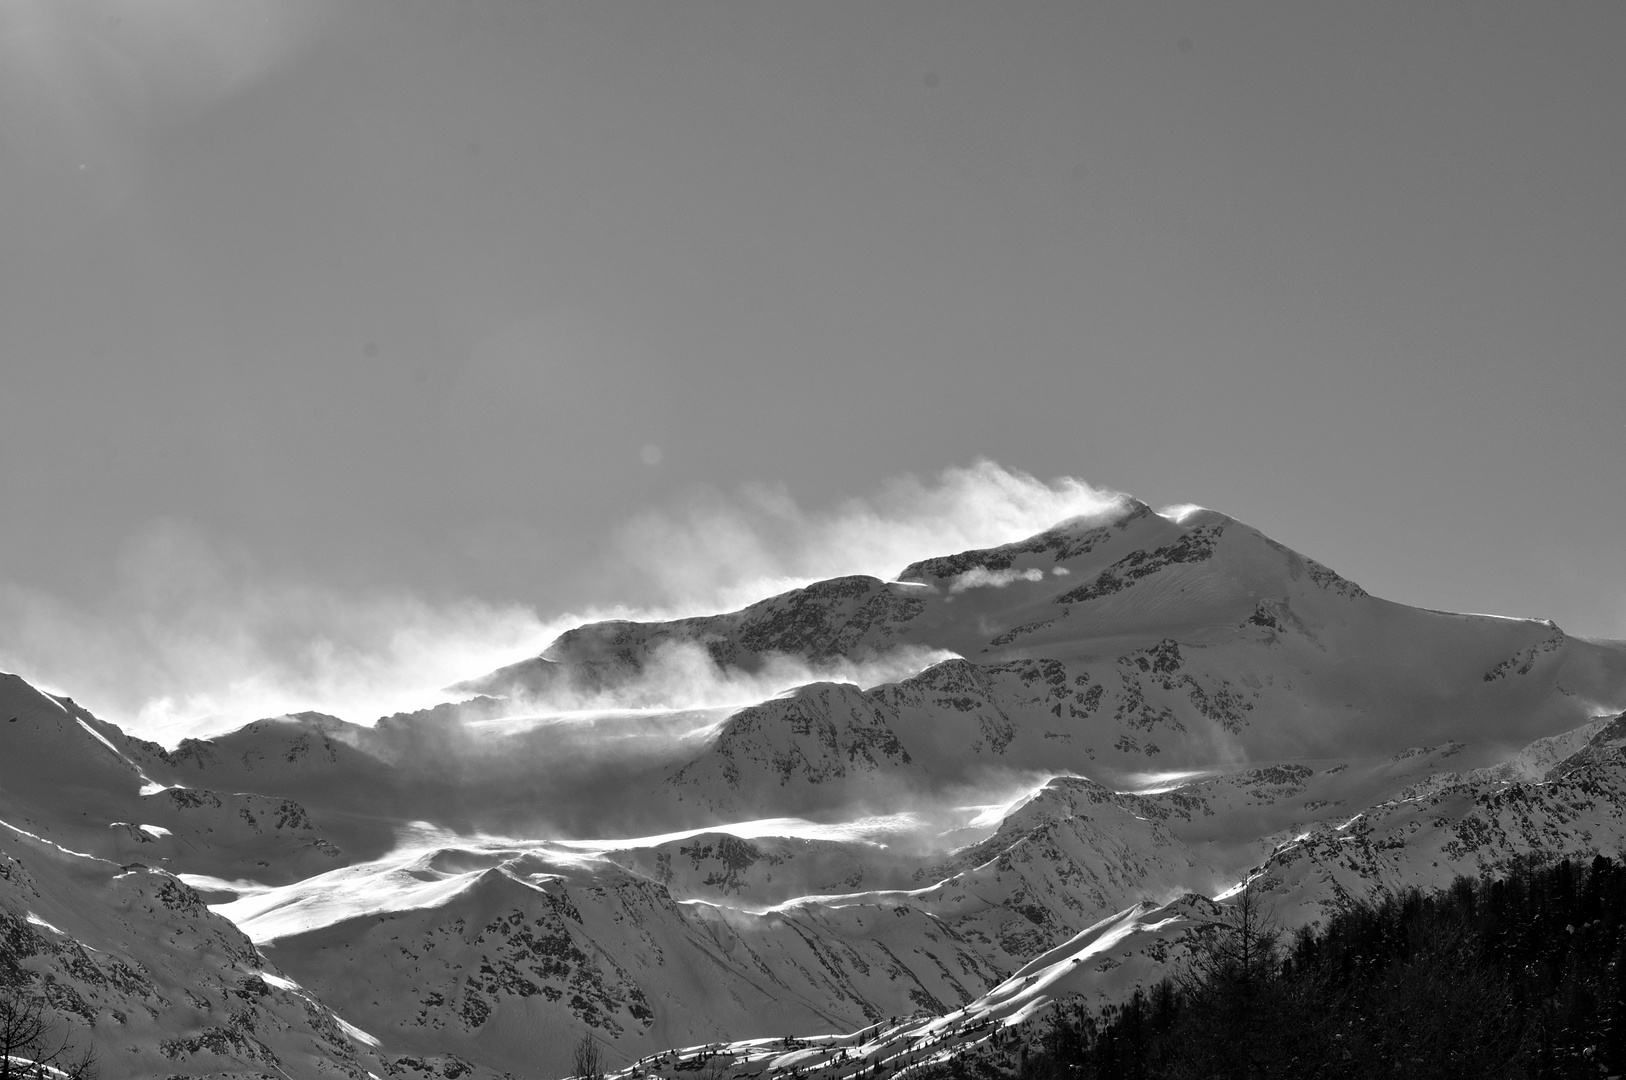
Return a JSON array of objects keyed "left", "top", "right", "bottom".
[
  {"left": 0, "top": 816, "right": 401, "bottom": 1078},
  {"left": 242, "top": 850, "right": 1007, "bottom": 1079},
  {"left": 4, "top": 499, "right": 1626, "bottom": 1078}
]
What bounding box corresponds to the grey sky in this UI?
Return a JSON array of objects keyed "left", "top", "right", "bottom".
[{"left": 2, "top": 2, "right": 1623, "bottom": 730}]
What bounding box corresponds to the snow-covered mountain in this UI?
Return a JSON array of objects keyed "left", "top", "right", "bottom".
[{"left": 4, "top": 498, "right": 1625, "bottom": 1078}]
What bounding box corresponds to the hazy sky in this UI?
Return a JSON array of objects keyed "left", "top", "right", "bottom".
[{"left": 2, "top": 2, "right": 1623, "bottom": 733}]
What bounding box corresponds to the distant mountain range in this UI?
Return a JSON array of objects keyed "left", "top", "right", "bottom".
[{"left": 4, "top": 498, "right": 1624, "bottom": 1078}]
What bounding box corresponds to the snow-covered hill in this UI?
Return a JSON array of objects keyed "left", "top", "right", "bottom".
[{"left": 4, "top": 498, "right": 1625, "bottom": 1078}]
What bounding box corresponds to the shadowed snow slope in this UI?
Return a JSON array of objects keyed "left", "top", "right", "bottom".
[{"left": 3, "top": 499, "right": 1626, "bottom": 1078}]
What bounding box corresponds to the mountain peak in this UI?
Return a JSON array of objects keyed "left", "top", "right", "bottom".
[{"left": 895, "top": 498, "right": 1155, "bottom": 584}]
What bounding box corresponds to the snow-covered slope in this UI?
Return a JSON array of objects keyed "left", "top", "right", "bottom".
[
  {"left": 4, "top": 498, "right": 1626, "bottom": 1078},
  {"left": 0, "top": 814, "right": 405, "bottom": 1078},
  {"left": 225, "top": 842, "right": 1005, "bottom": 1079}
]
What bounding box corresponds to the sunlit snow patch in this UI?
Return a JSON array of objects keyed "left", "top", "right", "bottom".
[
  {"left": 1157, "top": 503, "right": 1208, "bottom": 523},
  {"left": 550, "top": 813, "right": 923, "bottom": 852},
  {"left": 959, "top": 792, "right": 1042, "bottom": 831},
  {"left": 967, "top": 904, "right": 1167, "bottom": 1024},
  {"left": 956, "top": 773, "right": 1083, "bottom": 830},
  {"left": 25, "top": 911, "right": 66, "bottom": 936},
  {"left": 336, "top": 1016, "right": 382, "bottom": 1048},
  {"left": 256, "top": 968, "right": 385, "bottom": 1048},
  {"left": 1121, "top": 768, "right": 1218, "bottom": 795},
  {"left": 75, "top": 717, "right": 126, "bottom": 757},
  {"left": 64, "top": 716, "right": 179, "bottom": 796},
  {"left": 177, "top": 873, "right": 276, "bottom": 899},
  {"left": 1213, "top": 865, "right": 1281, "bottom": 901},
  {"left": 211, "top": 812, "right": 944, "bottom": 943},
  {"left": 462, "top": 705, "right": 734, "bottom": 740},
  {"left": 1, "top": 817, "right": 105, "bottom": 862}
]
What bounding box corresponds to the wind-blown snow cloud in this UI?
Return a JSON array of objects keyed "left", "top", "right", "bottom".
[
  {"left": 609, "top": 460, "right": 1125, "bottom": 613},
  {"left": 948, "top": 567, "right": 1046, "bottom": 594},
  {"left": 0, "top": 518, "right": 562, "bottom": 744},
  {"left": 0, "top": 462, "right": 1118, "bottom": 742},
  {"left": 497, "top": 639, "right": 961, "bottom": 717}
]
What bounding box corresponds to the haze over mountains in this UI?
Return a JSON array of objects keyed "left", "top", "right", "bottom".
[{"left": 4, "top": 496, "right": 1625, "bottom": 1078}]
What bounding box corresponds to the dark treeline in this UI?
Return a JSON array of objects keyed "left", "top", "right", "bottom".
[{"left": 929, "top": 854, "right": 1626, "bottom": 1080}]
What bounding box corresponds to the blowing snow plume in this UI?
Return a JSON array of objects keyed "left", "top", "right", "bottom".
[
  {"left": 0, "top": 518, "right": 561, "bottom": 744},
  {"left": 466, "top": 639, "right": 962, "bottom": 716},
  {"left": 607, "top": 460, "right": 1126, "bottom": 614},
  {"left": 0, "top": 463, "right": 1120, "bottom": 744}
]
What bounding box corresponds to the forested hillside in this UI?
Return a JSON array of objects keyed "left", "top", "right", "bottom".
[{"left": 934, "top": 855, "right": 1626, "bottom": 1080}]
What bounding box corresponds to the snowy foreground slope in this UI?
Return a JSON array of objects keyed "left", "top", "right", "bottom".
[{"left": 4, "top": 499, "right": 1626, "bottom": 1078}]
